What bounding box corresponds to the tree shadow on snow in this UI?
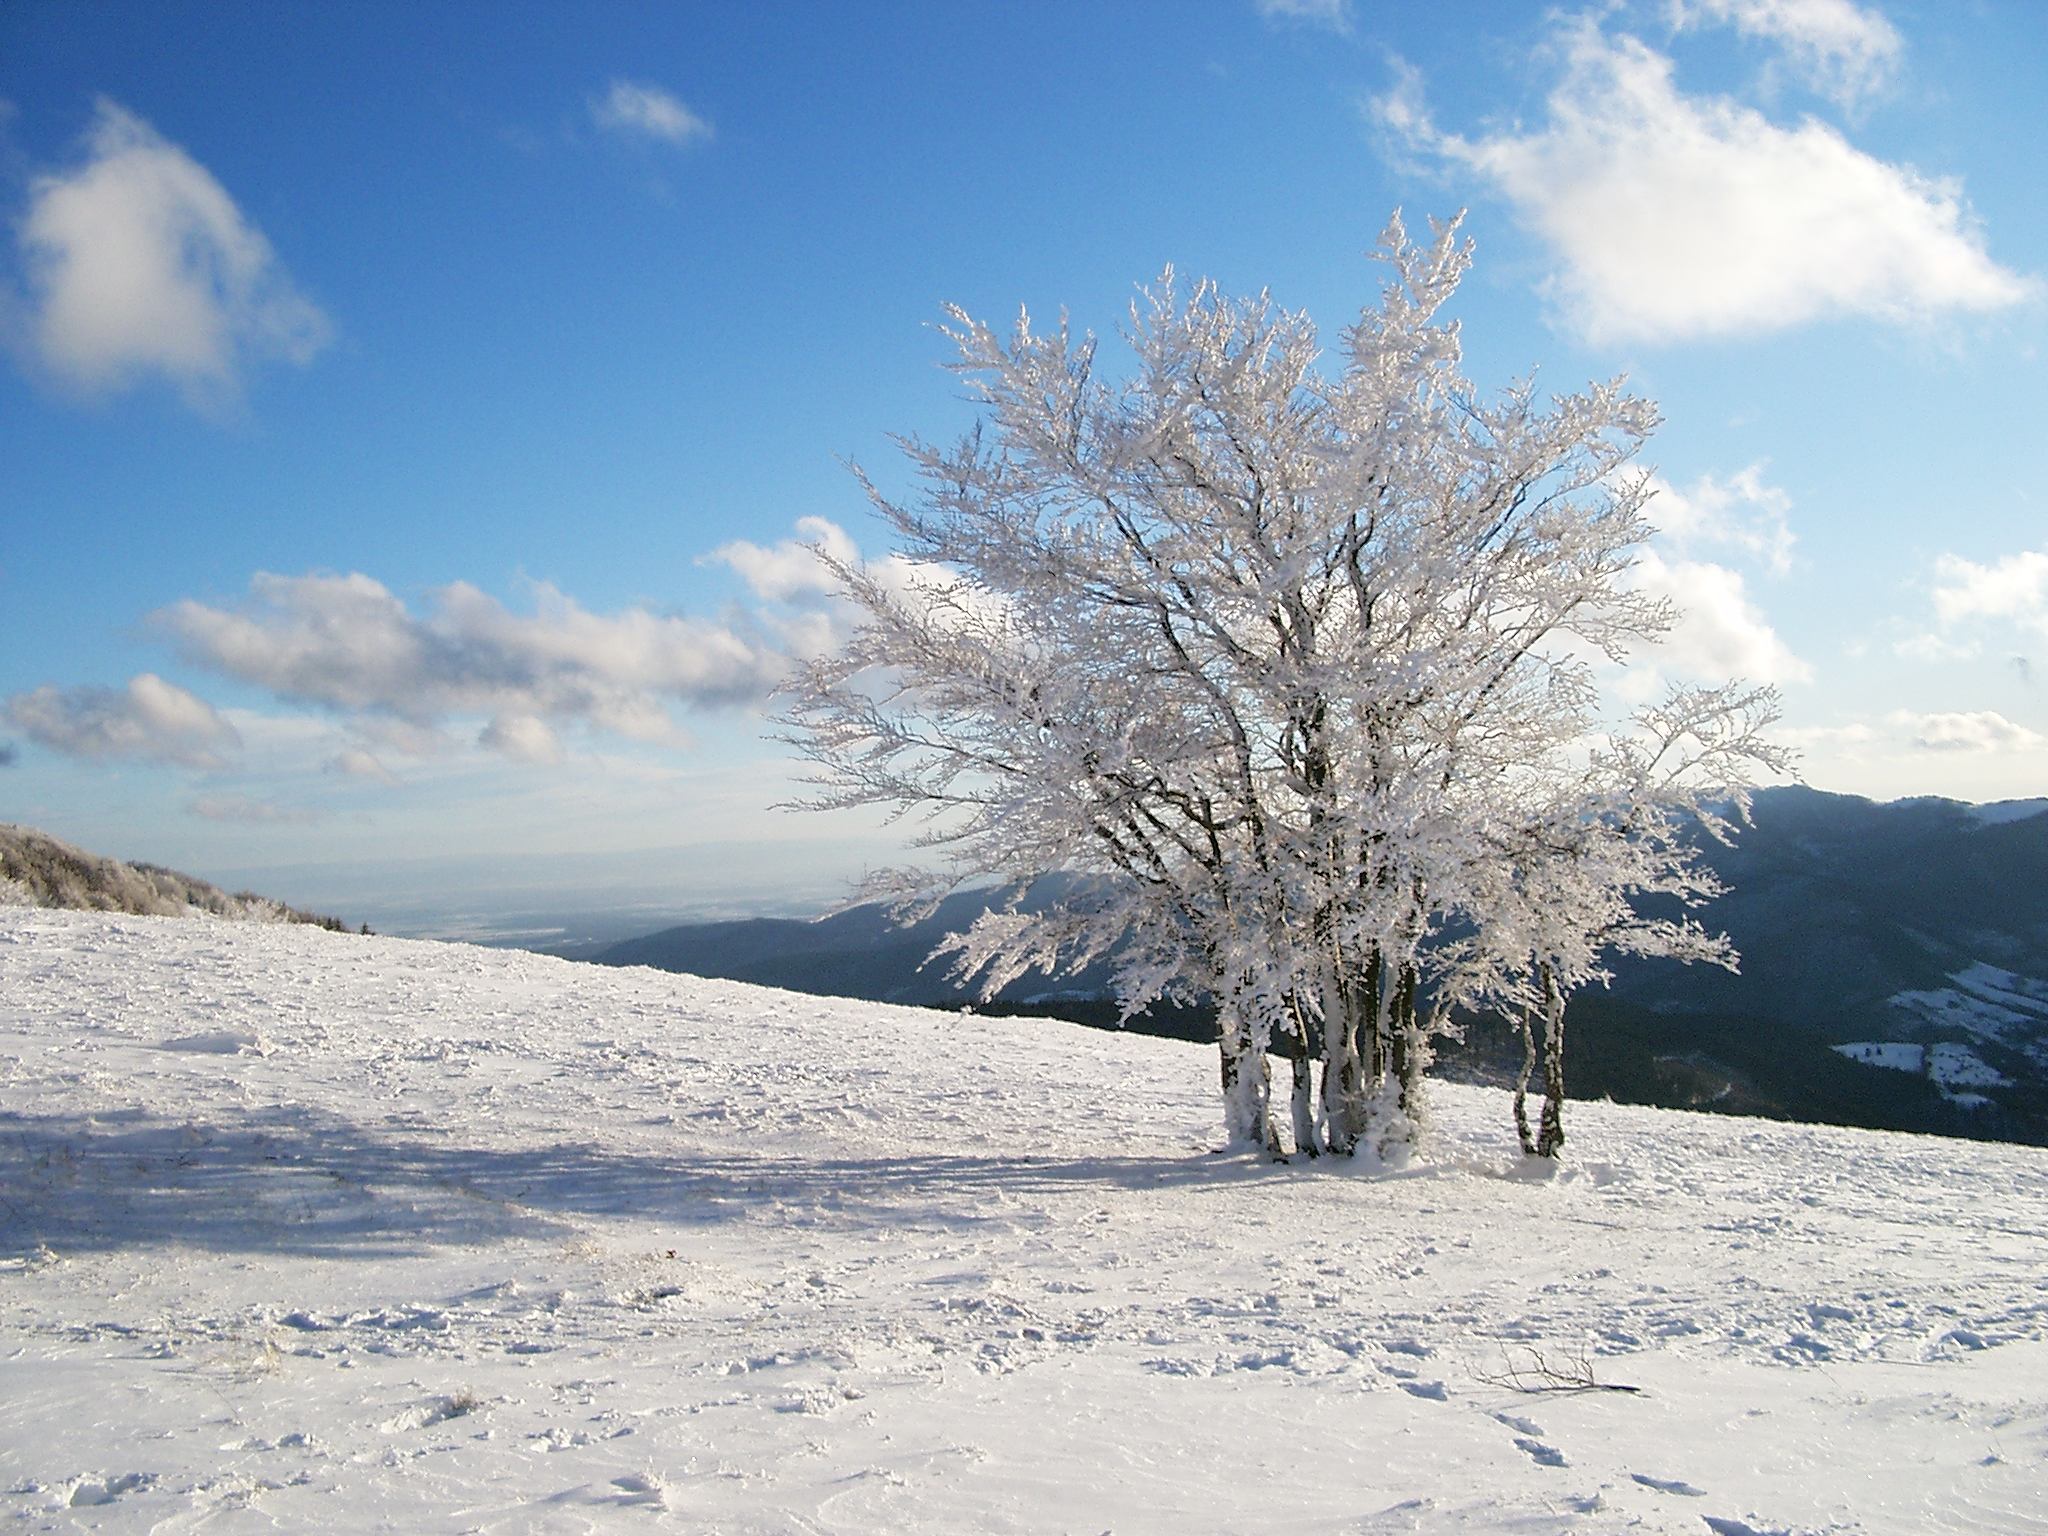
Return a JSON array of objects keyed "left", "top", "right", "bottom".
[{"left": 0, "top": 1101, "right": 1279, "bottom": 1261}]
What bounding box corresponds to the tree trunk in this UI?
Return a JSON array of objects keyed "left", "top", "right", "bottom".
[
  {"left": 1290, "top": 1053, "right": 1319, "bottom": 1157},
  {"left": 1218, "top": 1006, "right": 1279, "bottom": 1154},
  {"left": 1354, "top": 947, "right": 1412, "bottom": 1158},
  {"left": 1318, "top": 963, "right": 1362, "bottom": 1155},
  {"left": 1392, "top": 962, "right": 1428, "bottom": 1125},
  {"left": 1536, "top": 964, "right": 1567, "bottom": 1158},
  {"left": 1512, "top": 1003, "right": 1537, "bottom": 1156},
  {"left": 1361, "top": 947, "right": 1387, "bottom": 1087},
  {"left": 1365, "top": 961, "right": 1428, "bottom": 1160}
]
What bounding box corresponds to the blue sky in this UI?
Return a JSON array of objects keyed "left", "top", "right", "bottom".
[{"left": 3, "top": 0, "right": 2043, "bottom": 928}]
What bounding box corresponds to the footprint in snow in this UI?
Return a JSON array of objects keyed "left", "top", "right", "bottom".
[
  {"left": 64, "top": 1473, "right": 152, "bottom": 1507},
  {"left": 158, "top": 1030, "right": 267, "bottom": 1055},
  {"left": 1630, "top": 1471, "right": 1706, "bottom": 1496},
  {"left": 1490, "top": 1412, "right": 1565, "bottom": 1467},
  {"left": 378, "top": 1395, "right": 479, "bottom": 1433},
  {"left": 610, "top": 1474, "right": 667, "bottom": 1508}
]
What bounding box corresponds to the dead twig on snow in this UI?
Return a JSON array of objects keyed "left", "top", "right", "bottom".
[{"left": 1475, "top": 1344, "right": 1642, "bottom": 1395}]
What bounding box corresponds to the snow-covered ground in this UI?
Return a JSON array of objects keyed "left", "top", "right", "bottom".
[{"left": 5, "top": 910, "right": 2047, "bottom": 1534}]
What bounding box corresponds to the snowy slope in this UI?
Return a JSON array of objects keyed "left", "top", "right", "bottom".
[{"left": 4, "top": 910, "right": 2046, "bottom": 1534}]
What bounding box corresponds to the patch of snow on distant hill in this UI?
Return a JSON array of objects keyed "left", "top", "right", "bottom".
[
  {"left": 1828, "top": 1040, "right": 2009, "bottom": 1106},
  {"left": 1952, "top": 961, "right": 2048, "bottom": 1015},
  {"left": 1832, "top": 1041, "right": 1923, "bottom": 1074},
  {"left": 1889, "top": 962, "right": 2048, "bottom": 1048},
  {"left": 1927, "top": 1043, "right": 2012, "bottom": 1088},
  {"left": 1886, "top": 985, "right": 2026, "bottom": 1040}
]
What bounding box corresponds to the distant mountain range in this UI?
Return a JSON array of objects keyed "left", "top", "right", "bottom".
[
  {"left": 0, "top": 824, "right": 358, "bottom": 931},
  {"left": 596, "top": 787, "right": 2048, "bottom": 1146}
]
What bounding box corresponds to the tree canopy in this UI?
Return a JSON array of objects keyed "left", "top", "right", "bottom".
[{"left": 784, "top": 214, "right": 1789, "bottom": 1159}]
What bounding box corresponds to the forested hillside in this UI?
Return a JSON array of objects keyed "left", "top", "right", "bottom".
[{"left": 599, "top": 787, "right": 2048, "bottom": 1144}]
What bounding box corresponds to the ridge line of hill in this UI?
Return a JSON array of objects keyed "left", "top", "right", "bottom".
[{"left": 0, "top": 823, "right": 359, "bottom": 931}]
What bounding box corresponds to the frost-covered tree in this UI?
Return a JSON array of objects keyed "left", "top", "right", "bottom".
[
  {"left": 782, "top": 214, "right": 1783, "bottom": 1157},
  {"left": 1438, "top": 685, "right": 1792, "bottom": 1156}
]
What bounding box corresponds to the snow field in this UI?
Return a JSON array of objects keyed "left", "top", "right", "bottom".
[{"left": 3, "top": 909, "right": 2047, "bottom": 1533}]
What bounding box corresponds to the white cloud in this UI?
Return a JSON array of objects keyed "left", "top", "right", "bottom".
[
  {"left": 13, "top": 523, "right": 983, "bottom": 792},
  {"left": 1671, "top": 0, "right": 1903, "bottom": 107},
  {"left": 187, "top": 792, "right": 318, "bottom": 825},
  {"left": 328, "top": 747, "right": 397, "bottom": 783},
  {"left": 1896, "top": 548, "right": 2048, "bottom": 661},
  {"left": 1930, "top": 550, "right": 2048, "bottom": 635},
  {"left": 1375, "top": 26, "right": 2031, "bottom": 343},
  {"left": 1632, "top": 550, "right": 1812, "bottom": 683},
  {"left": 1889, "top": 709, "right": 2045, "bottom": 754},
  {"left": 710, "top": 516, "right": 859, "bottom": 602},
  {"left": 348, "top": 716, "right": 451, "bottom": 760},
  {"left": 1775, "top": 720, "right": 1879, "bottom": 751},
  {"left": 1891, "top": 630, "right": 1980, "bottom": 663},
  {"left": 591, "top": 81, "right": 712, "bottom": 146},
  {"left": 15, "top": 99, "right": 331, "bottom": 407},
  {"left": 154, "top": 571, "right": 783, "bottom": 760},
  {"left": 706, "top": 517, "right": 1001, "bottom": 654},
  {"left": 478, "top": 713, "right": 564, "bottom": 764},
  {"left": 1648, "top": 465, "right": 1795, "bottom": 575},
  {"left": 1254, "top": 0, "right": 1351, "bottom": 30},
  {"left": 3, "top": 673, "right": 240, "bottom": 768},
  {"left": 1774, "top": 709, "right": 2046, "bottom": 801}
]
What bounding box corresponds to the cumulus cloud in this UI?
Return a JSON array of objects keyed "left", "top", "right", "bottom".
[
  {"left": 348, "top": 715, "right": 450, "bottom": 760},
  {"left": 1254, "top": 0, "right": 1351, "bottom": 29},
  {"left": 1891, "top": 709, "right": 2044, "bottom": 754},
  {"left": 710, "top": 516, "right": 859, "bottom": 602},
  {"left": 1647, "top": 466, "right": 1795, "bottom": 575},
  {"left": 1930, "top": 550, "right": 2048, "bottom": 635},
  {"left": 1896, "top": 548, "right": 2048, "bottom": 660},
  {"left": 1776, "top": 708, "right": 2045, "bottom": 801},
  {"left": 153, "top": 571, "right": 783, "bottom": 759},
  {"left": 1374, "top": 25, "right": 2031, "bottom": 343},
  {"left": 591, "top": 81, "right": 712, "bottom": 146},
  {"left": 1892, "top": 630, "right": 1980, "bottom": 663},
  {"left": 186, "top": 792, "right": 318, "bottom": 825},
  {"left": 478, "top": 713, "right": 563, "bottom": 764},
  {"left": 3, "top": 673, "right": 241, "bottom": 768},
  {"left": 706, "top": 516, "right": 1002, "bottom": 653},
  {"left": 1671, "top": 0, "right": 1903, "bottom": 107},
  {"left": 15, "top": 99, "right": 331, "bottom": 406},
  {"left": 1632, "top": 550, "right": 1811, "bottom": 683},
  {"left": 327, "top": 746, "right": 397, "bottom": 783}
]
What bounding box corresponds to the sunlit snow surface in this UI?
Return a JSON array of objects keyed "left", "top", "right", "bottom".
[{"left": 4, "top": 911, "right": 2047, "bottom": 1534}]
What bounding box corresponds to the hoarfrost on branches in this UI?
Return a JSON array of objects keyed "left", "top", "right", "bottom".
[{"left": 782, "top": 212, "right": 1789, "bottom": 1158}]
